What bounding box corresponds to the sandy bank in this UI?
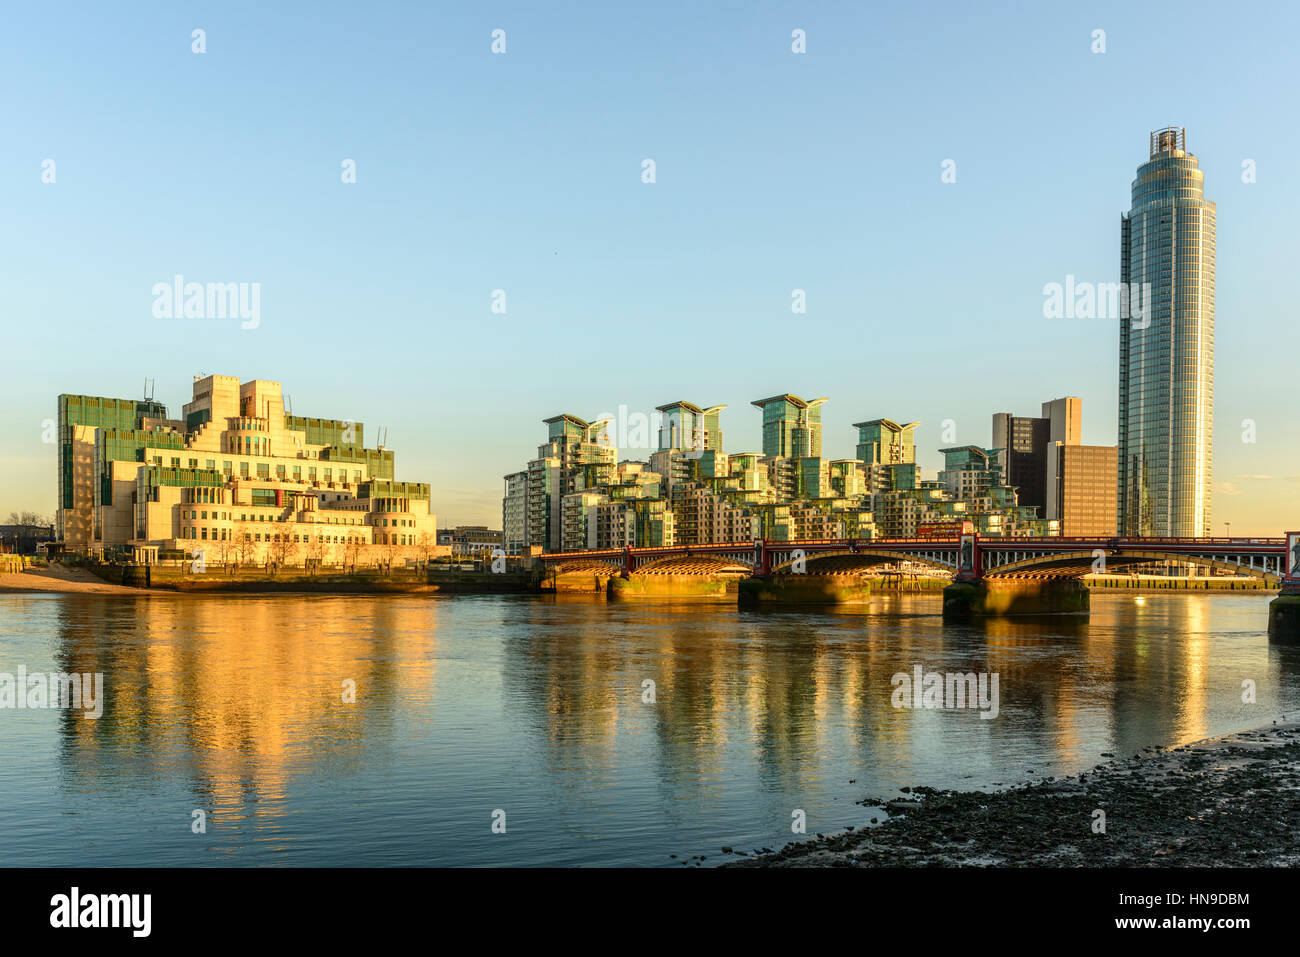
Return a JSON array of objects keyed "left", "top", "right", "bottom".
[{"left": 0, "top": 565, "right": 155, "bottom": 595}]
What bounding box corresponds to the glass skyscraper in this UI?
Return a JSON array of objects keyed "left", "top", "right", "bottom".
[{"left": 1118, "top": 127, "right": 1215, "bottom": 537}]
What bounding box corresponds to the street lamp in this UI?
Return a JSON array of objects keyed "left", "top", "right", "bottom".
[{"left": 1225, "top": 521, "right": 1231, "bottom": 539}]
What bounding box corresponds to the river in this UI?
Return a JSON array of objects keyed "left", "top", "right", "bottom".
[{"left": 1, "top": 591, "right": 1296, "bottom": 866}]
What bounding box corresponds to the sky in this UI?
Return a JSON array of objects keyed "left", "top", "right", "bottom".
[{"left": 3, "top": 0, "right": 1298, "bottom": 535}]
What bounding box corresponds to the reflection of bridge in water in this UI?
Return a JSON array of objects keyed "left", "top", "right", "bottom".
[{"left": 540, "top": 536, "right": 1300, "bottom": 637}]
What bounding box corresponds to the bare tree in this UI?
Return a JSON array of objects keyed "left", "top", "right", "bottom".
[
  {"left": 305, "top": 531, "right": 326, "bottom": 573},
  {"left": 270, "top": 522, "right": 301, "bottom": 569},
  {"left": 231, "top": 528, "right": 254, "bottom": 569},
  {"left": 6, "top": 511, "right": 51, "bottom": 528},
  {"left": 415, "top": 531, "right": 437, "bottom": 570},
  {"left": 267, "top": 523, "right": 294, "bottom": 572},
  {"left": 343, "top": 535, "right": 363, "bottom": 573}
]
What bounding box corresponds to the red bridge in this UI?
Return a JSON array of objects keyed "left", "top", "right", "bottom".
[{"left": 540, "top": 535, "right": 1295, "bottom": 583}]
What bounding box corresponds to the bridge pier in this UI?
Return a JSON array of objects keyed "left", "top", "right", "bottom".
[
  {"left": 942, "top": 577, "right": 1089, "bottom": 618},
  {"left": 738, "top": 574, "right": 873, "bottom": 606},
  {"left": 1268, "top": 588, "right": 1300, "bottom": 642},
  {"left": 608, "top": 574, "right": 738, "bottom": 600},
  {"left": 543, "top": 571, "right": 612, "bottom": 595}
]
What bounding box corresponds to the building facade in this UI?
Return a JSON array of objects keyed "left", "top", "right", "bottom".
[
  {"left": 752, "top": 394, "right": 827, "bottom": 459},
  {"left": 502, "top": 470, "right": 528, "bottom": 554},
  {"left": 1118, "top": 127, "right": 1215, "bottom": 537},
  {"left": 1048, "top": 443, "right": 1118, "bottom": 537},
  {"left": 58, "top": 376, "right": 438, "bottom": 565}
]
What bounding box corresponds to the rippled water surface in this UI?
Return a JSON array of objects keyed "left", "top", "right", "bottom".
[{"left": 1, "top": 591, "right": 1297, "bottom": 866}]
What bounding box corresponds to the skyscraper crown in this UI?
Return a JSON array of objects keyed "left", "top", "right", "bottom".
[{"left": 1150, "top": 126, "right": 1186, "bottom": 157}]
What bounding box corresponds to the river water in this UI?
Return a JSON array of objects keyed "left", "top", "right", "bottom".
[{"left": 1, "top": 590, "right": 1296, "bottom": 867}]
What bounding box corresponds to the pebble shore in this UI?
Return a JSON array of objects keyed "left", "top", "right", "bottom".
[{"left": 723, "top": 719, "right": 1300, "bottom": 867}]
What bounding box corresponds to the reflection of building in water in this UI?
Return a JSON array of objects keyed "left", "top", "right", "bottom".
[
  {"left": 57, "top": 597, "right": 439, "bottom": 811},
  {"left": 499, "top": 602, "right": 969, "bottom": 797}
]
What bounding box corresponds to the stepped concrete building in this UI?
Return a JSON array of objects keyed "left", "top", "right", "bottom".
[{"left": 57, "top": 375, "right": 438, "bottom": 565}]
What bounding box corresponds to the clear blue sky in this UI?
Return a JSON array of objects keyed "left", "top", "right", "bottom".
[{"left": 4, "top": 0, "right": 1298, "bottom": 535}]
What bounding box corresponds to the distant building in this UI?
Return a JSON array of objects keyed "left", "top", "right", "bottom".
[
  {"left": 1048, "top": 444, "right": 1118, "bottom": 537},
  {"left": 751, "top": 394, "right": 827, "bottom": 459},
  {"left": 854, "top": 418, "right": 921, "bottom": 493},
  {"left": 991, "top": 397, "right": 1080, "bottom": 511},
  {"left": 444, "top": 525, "right": 503, "bottom": 556},
  {"left": 0, "top": 523, "right": 55, "bottom": 555},
  {"left": 656, "top": 401, "right": 725, "bottom": 452},
  {"left": 992, "top": 397, "right": 1114, "bottom": 536},
  {"left": 502, "top": 470, "right": 528, "bottom": 554},
  {"left": 523, "top": 414, "right": 615, "bottom": 552}
]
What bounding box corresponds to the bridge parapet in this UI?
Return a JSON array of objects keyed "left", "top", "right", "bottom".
[{"left": 538, "top": 535, "right": 1288, "bottom": 584}]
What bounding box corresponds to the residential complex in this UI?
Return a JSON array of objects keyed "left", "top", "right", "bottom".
[
  {"left": 503, "top": 394, "right": 1064, "bottom": 551},
  {"left": 57, "top": 375, "right": 438, "bottom": 564},
  {"left": 1118, "top": 127, "right": 1215, "bottom": 537}
]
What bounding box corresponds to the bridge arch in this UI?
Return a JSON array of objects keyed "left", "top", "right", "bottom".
[
  {"left": 633, "top": 554, "right": 755, "bottom": 576},
  {"left": 985, "top": 549, "right": 1283, "bottom": 583},
  {"left": 544, "top": 557, "right": 626, "bottom": 577},
  {"left": 767, "top": 548, "right": 958, "bottom": 576}
]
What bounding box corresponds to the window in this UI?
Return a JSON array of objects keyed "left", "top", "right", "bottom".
[{"left": 223, "top": 461, "right": 232, "bottom": 474}]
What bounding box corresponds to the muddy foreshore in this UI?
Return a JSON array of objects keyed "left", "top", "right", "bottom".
[{"left": 723, "top": 719, "right": 1300, "bottom": 867}]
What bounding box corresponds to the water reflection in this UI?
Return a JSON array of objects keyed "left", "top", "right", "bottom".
[
  {"left": 51, "top": 597, "right": 439, "bottom": 837},
  {"left": 2, "top": 591, "right": 1295, "bottom": 865}
]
